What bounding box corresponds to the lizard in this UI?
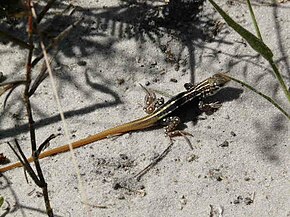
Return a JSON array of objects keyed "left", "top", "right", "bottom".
[{"left": 0, "top": 73, "right": 231, "bottom": 173}]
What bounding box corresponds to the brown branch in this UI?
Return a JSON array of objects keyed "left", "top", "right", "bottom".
[
  {"left": 28, "top": 58, "right": 51, "bottom": 97},
  {"left": 7, "top": 141, "right": 41, "bottom": 186},
  {"left": 24, "top": 5, "right": 36, "bottom": 153},
  {"left": 36, "top": 134, "right": 61, "bottom": 158},
  {"left": 29, "top": 2, "right": 54, "bottom": 216}
]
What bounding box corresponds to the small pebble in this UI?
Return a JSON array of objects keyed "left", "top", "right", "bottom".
[
  {"left": 219, "top": 140, "right": 229, "bottom": 147},
  {"left": 230, "top": 131, "right": 237, "bottom": 137},
  {"left": 116, "top": 78, "right": 125, "bottom": 85},
  {"left": 145, "top": 81, "right": 150, "bottom": 86},
  {"left": 180, "top": 195, "right": 187, "bottom": 205},
  {"left": 117, "top": 194, "right": 125, "bottom": 200},
  {"left": 244, "top": 197, "right": 253, "bottom": 205},
  {"left": 187, "top": 154, "right": 199, "bottom": 162},
  {"left": 119, "top": 154, "right": 128, "bottom": 160},
  {"left": 233, "top": 195, "right": 243, "bottom": 204},
  {"left": 174, "top": 64, "right": 180, "bottom": 71},
  {"left": 233, "top": 199, "right": 240, "bottom": 204},
  {"left": 170, "top": 78, "right": 178, "bottom": 83},
  {"left": 216, "top": 176, "right": 223, "bottom": 182},
  {"left": 152, "top": 78, "right": 159, "bottom": 83},
  {"left": 35, "top": 191, "right": 43, "bottom": 197}
]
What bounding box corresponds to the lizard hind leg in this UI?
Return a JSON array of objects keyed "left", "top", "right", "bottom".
[
  {"left": 133, "top": 116, "right": 193, "bottom": 181},
  {"left": 162, "top": 116, "right": 193, "bottom": 150}
]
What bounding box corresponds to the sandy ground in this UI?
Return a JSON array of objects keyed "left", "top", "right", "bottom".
[{"left": 0, "top": 0, "right": 289, "bottom": 216}]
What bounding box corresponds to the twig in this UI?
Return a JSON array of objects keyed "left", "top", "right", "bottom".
[
  {"left": 134, "top": 141, "right": 174, "bottom": 181},
  {"left": 0, "top": 80, "right": 26, "bottom": 107},
  {"left": 30, "top": 1, "right": 87, "bottom": 215},
  {"left": 36, "top": 134, "right": 61, "bottom": 156},
  {"left": 28, "top": 58, "right": 52, "bottom": 97},
  {"left": 0, "top": 81, "right": 25, "bottom": 108},
  {"left": 7, "top": 141, "right": 41, "bottom": 186},
  {"left": 22, "top": 1, "right": 54, "bottom": 216}
]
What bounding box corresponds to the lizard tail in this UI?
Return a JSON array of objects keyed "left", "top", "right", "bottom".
[{"left": 0, "top": 115, "right": 158, "bottom": 173}]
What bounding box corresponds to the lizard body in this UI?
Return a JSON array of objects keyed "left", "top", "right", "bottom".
[{"left": 0, "top": 73, "right": 230, "bottom": 172}]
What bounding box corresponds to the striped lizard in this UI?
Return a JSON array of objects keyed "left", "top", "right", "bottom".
[{"left": 0, "top": 73, "right": 231, "bottom": 173}]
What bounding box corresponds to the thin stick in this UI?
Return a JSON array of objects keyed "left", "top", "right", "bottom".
[
  {"left": 26, "top": 2, "right": 53, "bottom": 216},
  {"left": 7, "top": 141, "right": 41, "bottom": 186},
  {"left": 30, "top": 4, "right": 90, "bottom": 215},
  {"left": 37, "top": 134, "right": 61, "bottom": 155},
  {"left": 134, "top": 142, "right": 174, "bottom": 181}
]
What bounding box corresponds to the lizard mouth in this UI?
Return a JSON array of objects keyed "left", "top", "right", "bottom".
[{"left": 211, "top": 73, "right": 232, "bottom": 87}]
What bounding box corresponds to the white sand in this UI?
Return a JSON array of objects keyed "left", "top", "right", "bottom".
[{"left": 1, "top": 0, "right": 289, "bottom": 216}]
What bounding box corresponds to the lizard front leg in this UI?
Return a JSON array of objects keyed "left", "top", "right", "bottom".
[
  {"left": 198, "top": 101, "right": 222, "bottom": 115},
  {"left": 140, "top": 84, "right": 164, "bottom": 114}
]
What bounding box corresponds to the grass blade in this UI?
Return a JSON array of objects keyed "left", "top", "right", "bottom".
[
  {"left": 246, "top": 0, "right": 262, "bottom": 40},
  {"left": 224, "top": 74, "right": 290, "bottom": 120},
  {"left": 208, "top": 0, "right": 273, "bottom": 61}
]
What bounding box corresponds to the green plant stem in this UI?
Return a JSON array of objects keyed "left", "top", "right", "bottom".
[
  {"left": 225, "top": 74, "right": 290, "bottom": 120},
  {"left": 245, "top": 0, "right": 290, "bottom": 102},
  {"left": 268, "top": 59, "right": 290, "bottom": 103},
  {"left": 246, "top": 0, "right": 262, "bottom": 40},
  {"left": 208, "top": 0, "right": 273, "bottom": 61},
  {"left": 208, "top": 0, "right": 290, "bottom": 104}
]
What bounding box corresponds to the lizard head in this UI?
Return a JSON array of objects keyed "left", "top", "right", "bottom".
[
  {"left": 210, "top": 73, "right": 231, "bottom": 88},
  {"left": 196, "top": 72, "right": 231, "bottom": 97}
]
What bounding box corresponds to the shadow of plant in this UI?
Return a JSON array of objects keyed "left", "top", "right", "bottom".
[
  {"left": 1, "top": 0, "right": 225, "bottom": 76},
  {"left": 0, "top": 0, "right": 235, "bottom": 139},
  {"left": 254, "top": 114, "right": 288, "bottom": 163}
]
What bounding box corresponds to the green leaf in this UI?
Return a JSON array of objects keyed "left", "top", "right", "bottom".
[
  {"left": 0, "top": 196, "right": 4, "bottom": 207},
  {"left": 208, "top": 0, "right": 273, "bottom": 61},
  {"left": 224, "top": 74, "right": 290, "bottom": 120}
]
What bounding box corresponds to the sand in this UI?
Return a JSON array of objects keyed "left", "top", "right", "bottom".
[{"left": 0, "top": 0, "right": 289, "bottom": 216}]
